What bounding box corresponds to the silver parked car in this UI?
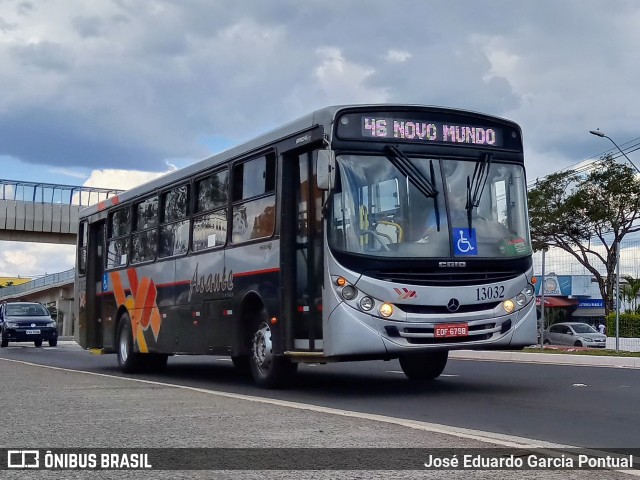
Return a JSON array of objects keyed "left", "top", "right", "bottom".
[{"left": 543, "top": 322, "right": 606, "bottom": 348}]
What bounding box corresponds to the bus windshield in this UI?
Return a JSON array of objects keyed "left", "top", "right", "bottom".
[{"left": 329, "top": 153, "right": 532, "bottom": 259}]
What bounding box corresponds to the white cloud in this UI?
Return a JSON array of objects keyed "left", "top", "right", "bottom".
[
  {"left": 383, "top": 49, "right": 412, "bottom": 63},
  {"left": 83, "top": 168, "right": 169, "bottom": 191},
  {"left": 0, "top": 242, "right": 75, "bottom": 277}
]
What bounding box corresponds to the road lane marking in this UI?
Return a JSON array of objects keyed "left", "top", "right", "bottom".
[{"left": 0, "top": 356, "right": 637, "bottom": 476}]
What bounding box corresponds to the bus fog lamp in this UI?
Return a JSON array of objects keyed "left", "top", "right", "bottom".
[
  {"left": 341, "top": 285, "right": 358, "bottom": 301},
  {"left": 516, "top": 293, "right": 526, "bottom": 306},
  {"left": 379, "top": 303, "right": 394, "bottom": 317},
  {"left": 503, "top": 299, "right": 515, "bottom": 313},
  {"left": 360, "top": 297, "right": 374, "bottom": 311}
]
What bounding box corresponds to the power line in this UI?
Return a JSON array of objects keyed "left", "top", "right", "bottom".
[{"left": 528, "top": 136, "right": 640, "bottom": 189}]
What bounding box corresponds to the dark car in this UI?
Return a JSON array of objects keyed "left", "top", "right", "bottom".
[{"left": 0, "top": 302, "right": 58, "bottom": 348}]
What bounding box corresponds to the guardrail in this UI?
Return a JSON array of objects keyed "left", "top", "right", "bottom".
[
  {"left": 0, "top": 268, "right": 75, "bottom": 300},
  {"left": 0, "top": 179, "right": 123, "bottom": 207}
]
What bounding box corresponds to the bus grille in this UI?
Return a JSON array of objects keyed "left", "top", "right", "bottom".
[
  {"left": 364, "top": 270, "right": 520, "bottom": 286},
  {"left": 385, "top": 320, "right": 502, "bottom": 345},
  {"left": 395, "top": 302, "right": 501, "bottom": 315}
]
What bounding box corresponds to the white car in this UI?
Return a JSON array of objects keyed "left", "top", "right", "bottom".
[{"left": 543, "top": 322, "right": 606, "bottom": 348}]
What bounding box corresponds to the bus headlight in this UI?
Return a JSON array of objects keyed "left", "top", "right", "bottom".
[
  {"left": 523, "top": 284, "right": 534, "bottom": 297},
  {"left": 379, "top": 303, "right": 394, "bottom": 317},
  {"left": 341, "top": 285, "right": 358, "bottom": 301},
  {"left": 503, "top": 299, "right": 515, "bottom": 313},
  {"left": 360, "top": 297, "right": 374, "bottom": 311},
  {"left": 515, "top": 293, "right": 527, "bottom": 306}
]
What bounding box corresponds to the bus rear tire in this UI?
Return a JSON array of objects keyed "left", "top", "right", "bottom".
[
  {"left": 117, "top": 313, "right": 143, "bottom": 373},
  {"left": 250, "top": 322, "right": 297, "bottom": 388},
  {"left": 399, "top": 350, "right": 448, "bottom": 381}
]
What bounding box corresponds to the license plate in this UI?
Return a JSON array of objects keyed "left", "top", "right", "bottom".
[
  {"left": 434, "top": 323, "right": 468, "bottom": 338},
  {"left": 26, "top": 329, "right": 41, "bottom": 335}
]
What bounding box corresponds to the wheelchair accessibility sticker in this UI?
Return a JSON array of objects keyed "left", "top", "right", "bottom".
[{"left": 453, "top": 228, "right": 477, "bottom": 256}]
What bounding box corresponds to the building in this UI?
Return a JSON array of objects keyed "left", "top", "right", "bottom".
[{"left": 534, "top": 274, "right": 605, "bottom": 327}]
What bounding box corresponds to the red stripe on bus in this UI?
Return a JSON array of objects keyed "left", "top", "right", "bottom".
[{"left": 233, "top": 268, "right": 280, "bottom": 277}]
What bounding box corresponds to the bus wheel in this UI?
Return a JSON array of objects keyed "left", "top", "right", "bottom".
[
  {"left": 250, "top": 322, "right": 297, "bottom": 388},
  {"left": 399, "top": 350, "right": 448, "bottom": 381},
  {"left": 117, "top": 313, "right": 142, "bottom": 373}
]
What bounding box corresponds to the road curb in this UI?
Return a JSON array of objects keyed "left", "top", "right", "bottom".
[{"left": 450, "top": 350, "right": 640, "bottom": 368}]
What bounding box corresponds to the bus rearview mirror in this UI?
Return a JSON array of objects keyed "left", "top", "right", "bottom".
[{"left": 317, "top": 150, "right": 335, "bottom": 190}]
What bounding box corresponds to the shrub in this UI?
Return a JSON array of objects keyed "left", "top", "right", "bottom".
[{"left": 605, "top": 313, "right": 640, "bottom": 337}]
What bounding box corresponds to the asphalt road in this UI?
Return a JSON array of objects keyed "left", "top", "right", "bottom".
[
  {"left": 0, "top": 341, "right": 638, "bottom": 451},
  {"left": 1, "top": 342, "right": 638, "bottom": 479}
]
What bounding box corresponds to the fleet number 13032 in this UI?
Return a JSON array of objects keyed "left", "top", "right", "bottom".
[{"left": 476, "top": 285, "right": 505, "bottom": 301}]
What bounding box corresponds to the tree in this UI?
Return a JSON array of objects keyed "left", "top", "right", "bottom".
[
  {"left": 528, "top": 156, "right": 640, "bottom": 316},
  {"left": 620, "top": 275, "right": 640, "bottom": 313}
]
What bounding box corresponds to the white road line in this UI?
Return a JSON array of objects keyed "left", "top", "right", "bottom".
[{"left": 0, "top": 356, "right": 637, "bottom": 476}]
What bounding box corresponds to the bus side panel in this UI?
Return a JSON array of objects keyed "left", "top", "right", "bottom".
[
  {"left": 225, "top": 241, "right": 281, "bottom": 355},
  {"left": 174, "top": 251, "right": 233, "bottom": 354}
]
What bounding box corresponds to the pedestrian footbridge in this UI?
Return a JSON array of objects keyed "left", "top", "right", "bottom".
[{"left": 0, "top": 179, "right": 122, "bottom": 244}]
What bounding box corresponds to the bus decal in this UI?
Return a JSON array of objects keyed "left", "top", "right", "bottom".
[
  {"left": 188, "top": 264, "right": 234, "bottom": 302},
  {"left": 111, "top": 269, "right": 162, "bottom": 353}
]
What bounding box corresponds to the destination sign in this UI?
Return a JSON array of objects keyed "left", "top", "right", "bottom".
[{"left": 361, "top": 116, "right": 503, "bottom": 147}]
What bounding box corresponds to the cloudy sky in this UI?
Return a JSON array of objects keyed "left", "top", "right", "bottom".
[{"left": 1, "top": 0, "right": 640, "bottom": 276}]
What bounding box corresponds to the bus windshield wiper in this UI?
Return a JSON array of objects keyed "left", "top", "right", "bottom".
[
  {"left": 384, "top": 145, "right": 440, "bottom": 230},
  {"left": 465, "top": 152, "right": 492, "bottom": 228},
  {"left": 385, "top": 146, "right": 438, "bottom": 199}
]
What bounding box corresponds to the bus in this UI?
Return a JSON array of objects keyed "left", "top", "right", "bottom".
[{"left": 75, "top": 104, "right": 536, "bottom": 388}]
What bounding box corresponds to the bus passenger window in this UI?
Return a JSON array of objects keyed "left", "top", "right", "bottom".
[
  {"left": 159, "top": 185, "right": 189, "bottom": 258},
  {"left": 231, "top": 154, "right": 276, "bottom": 244},
  {"left": 107, "top": 207, "right": 131, "bottom": 269},
  {"left": 193, "top": 211, "right": 227, "bottom": 251},
  {"left": 196, "top": 170, "right": 228, "bottom": 212}
]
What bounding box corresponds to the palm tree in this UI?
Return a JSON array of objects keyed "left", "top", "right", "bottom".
[{"left": 620, "top": 275, "right": 640, "bottom": 313}]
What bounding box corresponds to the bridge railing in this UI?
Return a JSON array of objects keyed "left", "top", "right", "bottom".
[
  {"left": 0, "top": 268, "right": 75, "bottom": 300},
  {"left": 0, "top": 179, "right": 123, "bottom": 207}
]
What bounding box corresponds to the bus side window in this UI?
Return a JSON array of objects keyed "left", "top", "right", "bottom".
[
  {"left": 231, "top": 154, "right": 276, "bottom": 244},
  {"left": 107, "top": 207, "right": 131, "bottom": 269},
  {"left": 193, "top": 169, "right": 229, "bottom": 252},
  {"left": 78, "top": 221, "right": 88, "bottom": 275},
  {"left": 159, "top": 184, "right": 189, "bottom": 258},
  {"left": 131, "top": 196, "right": 158, "bottom": 264}
]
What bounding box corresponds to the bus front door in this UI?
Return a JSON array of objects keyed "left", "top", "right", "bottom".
[{"left": 281, "top": 150, "right": 323, "bottom": 352}]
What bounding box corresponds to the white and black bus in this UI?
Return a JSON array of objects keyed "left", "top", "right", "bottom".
[{"left": 75, "top": 104, "right": 536, "bottom": 388}]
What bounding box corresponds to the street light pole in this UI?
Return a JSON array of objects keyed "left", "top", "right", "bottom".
[{"left": 589, "top": 129, "right": 640, "bottom": 174}]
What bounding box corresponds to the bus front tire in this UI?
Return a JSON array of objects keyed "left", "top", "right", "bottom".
[
  {"left": 399, "top": 350, "right": 448, "bottom": 381},
  {"left": 249, "top": 322, "right": 297, "bottom": 388}
]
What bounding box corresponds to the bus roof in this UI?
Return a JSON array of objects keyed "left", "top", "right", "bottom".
[{"left": 79, "top": 104, "right": 519, "bottom": 218}]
